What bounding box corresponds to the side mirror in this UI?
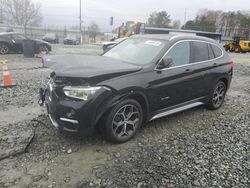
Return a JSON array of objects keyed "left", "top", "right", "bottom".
[{"left": 157, "top": 56, "right": 173, "bottom": 69}]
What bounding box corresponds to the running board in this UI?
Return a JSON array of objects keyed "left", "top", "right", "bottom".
[{"left": 150, "top": 102, "right": 204, "bottom": 121}]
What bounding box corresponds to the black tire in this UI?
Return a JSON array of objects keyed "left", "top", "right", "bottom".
[
  {"left": 206, "top": 81, "right": 227, "bottom": 110},
  {"left": 224, "top": 45, "right": 229, "bottom": 52},
  {"left": 104, "top": 99, "right": 143, "bottom": 143},
  {"left": 235, "top": 46, "right": 241, "bottom": 53},
  {"left": 0, "top": 43, "right": 9, "bottom": 54},
  {"left": 39, "top": 44, "right": 49, "bottom": 54}
]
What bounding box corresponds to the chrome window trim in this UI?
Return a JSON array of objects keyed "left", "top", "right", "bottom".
[{"left": 155, "top": 39, "right": 224, "bottom": 71}]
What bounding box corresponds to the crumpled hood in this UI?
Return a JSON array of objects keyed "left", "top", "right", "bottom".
[{"left": 43, "top": 55, "right": 142, "bottom": 83}]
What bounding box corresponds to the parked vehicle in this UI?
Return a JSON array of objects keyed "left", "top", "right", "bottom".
[
  {"left": 0, "top": 32, "right": 52, "bottom": 55},
  {"left": 39, "top": 34, "right": 233, "bottom": 143},
  {"left": 42, "top": 33, "right": 59, "bottom": 44},
  {"left": 102, "top": 37, "right": 128, "bottom": 52},
  {"left": 63, "top": 34, "right": 80, "bottom": 45},
  {"left": 223, "top": 36, "right": 250, "bottom": 53},
  {"left": 116, "top": 21, "right": 142, "bottom": 38}
]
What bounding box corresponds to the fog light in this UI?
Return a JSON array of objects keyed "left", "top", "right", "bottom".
[{"left": 66, "top": 109, "right": 76, "bottom": 118}]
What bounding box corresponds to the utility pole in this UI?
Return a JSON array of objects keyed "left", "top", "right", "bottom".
[
  {"left": 79, "top": 0, "right": 82, "bottom": 43},
  {"left": 0, "top": 0, "right": 3, "bottom": 24},
  {"left": 184, "top": 8, "right": 187, "bottom": 29}
]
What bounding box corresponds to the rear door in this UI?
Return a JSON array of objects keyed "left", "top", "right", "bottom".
[
  {"left": 206, "top": 43, "right": 226, "bottom": 89},
  {"left": 189, "top": 41, "right": 212, "bottom": 97}
]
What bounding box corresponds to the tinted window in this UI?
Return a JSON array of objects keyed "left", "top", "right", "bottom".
[
  {"left": 208, "top": 44, "right": 215, "bottom": 59},
  {"left": 191, "top": 41, "right": 209, "bottom": 63},
  {"left": 167, "top": 41, "right": 190, "bottom": 67},
  {"left": 211, "top": 44, "right": 222, "bottom": 58}
]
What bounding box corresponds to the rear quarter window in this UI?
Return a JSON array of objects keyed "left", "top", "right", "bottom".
[
  {"left": 211, "top": 44, "right": 223, "bottom": 58},
  {"left": 191, "top": 41, "right": 209, "bottom": 63},
  {"left": 208, "top": 44, "right": 215, "bottom": 59}
]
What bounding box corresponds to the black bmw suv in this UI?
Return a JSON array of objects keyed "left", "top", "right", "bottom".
[{"left": 40, "top": 34, "right": 233, "bottom": 143}]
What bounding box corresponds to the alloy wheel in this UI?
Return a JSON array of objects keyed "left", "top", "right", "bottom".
[
  {"left": 0, "top": 44, "right": 9, "bottom": 54},
  {"left": 112, "top": 104, "right": 140, "bottom": 139},
  {"left": 212, "top": 83, "right": 226, "bottom": 108},
  {"left": 39, "top": 45, "right": 48, "bottom": 53}
]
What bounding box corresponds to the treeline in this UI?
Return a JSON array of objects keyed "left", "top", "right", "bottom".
[{"left": 184, "top": 9, "right": 250, "bottom": 38}]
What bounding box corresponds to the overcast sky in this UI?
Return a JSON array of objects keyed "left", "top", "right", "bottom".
[{"left": 35, "top": 0, "right": 250, "bottom": 31}]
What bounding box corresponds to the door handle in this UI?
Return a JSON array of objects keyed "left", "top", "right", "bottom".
[
  {"left": 185, "top": 68, "right": 191, "bottom": 72},
  {"left": 213, "top": 63, "right": 217, "bottom": 66}
]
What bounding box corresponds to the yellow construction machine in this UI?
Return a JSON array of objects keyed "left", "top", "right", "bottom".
[
  {"left": 223, "top": 36, "right": 250, "bottom": 53},
  {"left": 116, "top": 21, "right": 142, "bottom": 38}
]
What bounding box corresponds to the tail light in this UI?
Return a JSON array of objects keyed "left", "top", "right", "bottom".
[{"left": 228, "top": 60, "right": 234, "bottom": 66}]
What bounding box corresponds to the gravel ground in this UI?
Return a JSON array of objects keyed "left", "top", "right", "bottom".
[{"left": 0, "top": 47, "right": 249, "bottom": 188}]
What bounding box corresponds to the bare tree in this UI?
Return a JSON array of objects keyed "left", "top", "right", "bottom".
[
  {"left": 172, "top": 20, "right": 181, "bottom": 29},
  {"left": 2, "top": 0, "right": 42, "bottom": 35},
  {"left": 88, "top": 21, "right": 99, "bottom": 42},
  {"left": 184, "top": 9, "right": 250, "bottom": 39}
]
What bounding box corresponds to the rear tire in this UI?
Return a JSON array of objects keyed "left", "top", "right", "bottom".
[
  {"left": 104, "top": 99, "right": 143, "bottom": 143},
  {"left": 206, "top": 81, "right": 226, "bottom": 110},
  {"left": 0, "top": 43, "right": 9, "bottom": 54}
]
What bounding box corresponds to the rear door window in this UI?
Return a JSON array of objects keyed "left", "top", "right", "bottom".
[
  {"left": 211, "top": 44, "right": 223, "bottom": 58},
  {"left": 191, "top": 41, "right": 209, "bottom": 63},
  {"left": 167, "top": 41, "right": 190, "bottom": 67}
]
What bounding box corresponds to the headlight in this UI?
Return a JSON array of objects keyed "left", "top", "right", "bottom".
[{"left": 63, "top": 86, "right": 102, "bottom": 100}]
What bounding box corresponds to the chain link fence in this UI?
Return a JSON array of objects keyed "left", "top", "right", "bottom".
[{"left": 0, "top": 24, "right": 113, "bottom": 43}]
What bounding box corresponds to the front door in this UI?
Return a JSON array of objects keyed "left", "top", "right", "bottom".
[
  {"left": 147, "top": 41, "right": 195, "bottom": 112},
  {"left": 11, "top": 34, "right": 26, "bottom": 52}
]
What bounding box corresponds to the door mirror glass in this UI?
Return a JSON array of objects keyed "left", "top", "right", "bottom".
[{"left": 157, "top": 56, "right": 173, "bottom": 69}]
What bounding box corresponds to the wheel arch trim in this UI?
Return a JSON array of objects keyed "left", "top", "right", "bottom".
[{"left": 93, "top": 90, "right": 150, "bottom": 127}]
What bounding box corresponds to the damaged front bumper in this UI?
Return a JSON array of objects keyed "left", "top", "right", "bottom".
[
  {"left": 39, "top": 87, "right": 81, "bottom": 132},
  {"left": 38, "top": 80, "right": 114, "bottom": 133}
]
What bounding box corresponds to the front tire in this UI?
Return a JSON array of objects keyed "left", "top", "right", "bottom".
[
  {"left": 224, "top": 45, "right": 229, "bottom": 52},
  {"left": 104, "top": 99, "right": 143, "bottom": 143},
  {"left": 235, "top": 46, "right": 241, "bottom": 53},
  {"left": 39, "top": 44, "right": 49, "bottom": 54},
  {"left": 206, "top": 81, "right": 227, "bottom": 110},
  {"left": 0, "top": 43, "right": 9, "bottom": 54}
]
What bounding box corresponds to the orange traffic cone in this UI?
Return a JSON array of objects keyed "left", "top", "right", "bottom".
[{"left": 1, "top": 65, "right": 16, "bottom": 87}]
